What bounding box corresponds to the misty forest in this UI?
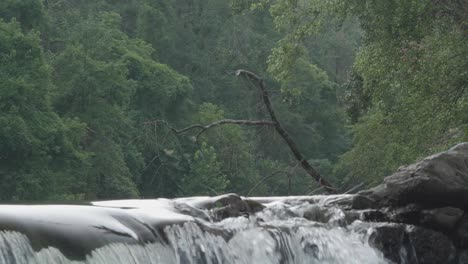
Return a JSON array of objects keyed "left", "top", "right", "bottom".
[
  {"left": 1, "top": 1, "right": 468, "bottom": 264},
  {"left": 0, "top": 0, "right": 466, "bottom": 200}
]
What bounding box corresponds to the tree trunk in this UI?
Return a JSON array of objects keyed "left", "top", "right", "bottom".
[{"left": 236, "top": 69, "right": 336, "bottom": 193}]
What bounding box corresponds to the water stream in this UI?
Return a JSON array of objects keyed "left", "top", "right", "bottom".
[{"left": 0, "top": 196, "right": 390, "bottom": 264}]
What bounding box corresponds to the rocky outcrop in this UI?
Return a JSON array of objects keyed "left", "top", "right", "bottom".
[
  {"left": 367, "top": 223, "right": 457, "bottom": 264},
  {"left": 360, "top": 143, "right": 468, "bottom": 208},
  {"left": 342, "top": 143, "right": 468, "bottom": 263},
  {"left": 209, "top": 194, "right": 265, "bottom": 221}
]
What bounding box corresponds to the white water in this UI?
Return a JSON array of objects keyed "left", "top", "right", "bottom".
[{"left": 0, "top": 196, "right": 389, "bottom": 264}]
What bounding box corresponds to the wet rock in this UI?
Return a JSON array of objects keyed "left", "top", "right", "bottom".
[
  {"left": 368, "top": 223, "right": 406, "bottom": 263},
  {"left": 173, "top": 202, "right": 211, "bottom": 221},
  {"left": 351, "top": 194, "right": 378, "bottom": 209},
  {"left": 457, "top": 250, "right": 468, "bottom": 264},
  {"left": 343, "top": 210, "right": 361, "bottom": 224},
  {"left": 360, "top": 143, "right": 468, "bottom": 208},
  {"left": 368, "top": 223, "right": 457, "bottom": 264},
  {"left": 360, "top": 210, "right": 389, "bottom": 222},
  {"left": 456, "top": 215, "right": 468, "bottom": 248},
  {"left": 420, "top": 207, "right": 464, "bottom": 231},
  {"left": 406, "top": 225, "right": 456, "bottom": 264},
  {"left": 209, "top": 194, "right": 264, "bottom": 221},
  {"left": 243, "top": 198, "right": 265, "bottom": 213},
  {"left": 302, "top": 204, "right": 346, "bottom": 225},
  {"left": 315, "top": 194, "right": 355, "bottom": 208},
  {"left": 387, "top": 204, "right": 423, "bottom": 225},
  {"left": 322, "top": 194, "right": 377, "bottom": 210},
  {"left": 302, "top": 240, "right": 319, "bottom": 257},
  {"left": 302, "top": 204, "right": 328, "bottom": 222}
]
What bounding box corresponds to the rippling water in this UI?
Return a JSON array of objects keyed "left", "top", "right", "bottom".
[{"left": 0, "top": 196, "right": 389, "bottom": 264}]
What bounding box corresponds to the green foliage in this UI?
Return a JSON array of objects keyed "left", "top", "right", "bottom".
[
  {"left": 181, "top": 142, "right": 229, "bottom": 196},
  {"left": 47, "top": 9, "right": 195, "bottom": 199},
  {"left": 195, "top": 103, "right": 263, "bottom": 195},
  {"left": 335, "top": 0, "right": 468, "bottom": 186},
  {"left": 0, "top": 19, "right": 87, "bottom": 200},
  {"left": 244, "top": 0, "right": 467, "bottom": 189},
  {"left": 276, "top": 59, "right": 348, "bottom": 159},
  {"left": 0, "top": 0, "right": 363, "bottom": 199},
  {"left": 0, "top": 0, "right": 45, "bottom": 30},
  {"left": 341, "top": 69, "right": 369, "bottom": 124}
]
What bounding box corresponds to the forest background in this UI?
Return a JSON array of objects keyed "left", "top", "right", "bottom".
[{"left": 0, "top": 0, "right": 466, "bottom": 200}]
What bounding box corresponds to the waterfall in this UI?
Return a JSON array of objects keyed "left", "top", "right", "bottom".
[{"left": 0, "top": 196, "right": 390, "bottom": 264}]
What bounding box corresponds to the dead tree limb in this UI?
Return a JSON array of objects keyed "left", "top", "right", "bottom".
[
  {"left": 146, "top": 70, "right": 336, "bottom": 194},
  {"left": 343, "top": 182, "right": 366, "bottom": 194},
  {"left": 246, "top": 170, "right": 289, "bottom": 196},
  {"left": 145, "top": 119, "right": 276, "bottom": 140},
  {"left": 236, "top": 69, "right": 336, "bottom": 194},
  {"left": 247, "top": 162, "right": 300, "bottom": 196}
]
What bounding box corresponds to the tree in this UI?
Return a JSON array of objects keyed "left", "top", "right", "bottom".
[
  {"left": 156, "top": 70, "right": 337, "bottom": 193},
  {"left": 0, "top": 0, "right": 360, "bottom": 199},
  {"left": 334, "top": 0, "right": 468, "bottom": 186},
  {"left": 236, "top": 0, "right": 467, "bottom": 188},
  {"left": 0, "top": 19, "right": 87, "bottom": 200},
  {"left": 181, "top": 142, "right": 229, "bottom": 195}
]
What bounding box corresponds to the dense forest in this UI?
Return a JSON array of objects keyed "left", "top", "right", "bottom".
[{"left": 0, "top": 0, "right": 466, "bottom": 200}]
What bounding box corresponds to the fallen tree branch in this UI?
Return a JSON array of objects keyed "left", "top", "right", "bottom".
[
  {"left": 145, "top": 119, "right": 276, "bottom": 140},
  {"left": 343, "top": 182, "right": 366, "bottom": 194},
  {"left": 307, "top": 187, "right": 324, "bottom": 195},
  {"left": 246, "top": 170, "right": 289, "bottom": 196},
  {"left": 236, "top": 69, "right": 336, "bottom": 194},
  {"left": 144, "top": 70, "right": 336, "bottom": 195},
  {"left": 247, "top": 163, "right": 300, "bottom": 196}
]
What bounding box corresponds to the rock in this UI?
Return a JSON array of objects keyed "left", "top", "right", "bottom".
[
  {"left": 302, "top": 204, "right": 347, "bottom": 225},
  {"left": 406, "top": 225, "right": 456, "bottom": 264},
  {"left": 173, "top": 202, "right": 211, "bottom": 221},
  {"left": 457, "top": 250, "right": 468, "bottom": 264},
  {"left": 360, "top": 210, "right": 389, "bottom": 222},
  {"left": 322, "top": 194, "right": 378, "bottom": 210},
  {"left": 420, "top": 207, "right": 464, "bottom": 231},
  {"left": 302, "top": 204, "right": 329, "bottom": 222},
  {"left": 387, "top": 204, "right": 423, "bottom": 225},
  {"left": 208, "top": 194, "right": 264, "bottom": 221},
  {"left": 368, "top": 223, "right": 406, "bottom": 263},
  {"left": 456, "top": 215, "right": 468, "bottom": 248},
  {"left": 360, "top": 142, "right": 468, "bottom": 208},
  {"left": 351, "top": 194, "right": 378, "bottom": 209},
  {"left": 243, "top": 198, "right": 265, "bottom": 213},
  {"left": 368, "top": 223, "right": 457, "bottom": 264}
]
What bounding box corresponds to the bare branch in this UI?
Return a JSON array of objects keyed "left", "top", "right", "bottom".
[
  {"left": 145, "top": 119, "right": 276, "bottom": 140},
  {"left": 307, "top": 187, "right": 324, "bottom": 195},
  {"left": 235, "top": 69, "right": 262, "bottom": 81},
  {"left": 236, "top": 69, "right": 336, "bottom": 194},
  {"left": 343, "top": 182, "right": 366, "bottom": 194},
  {"left": 144, "top": 69, "right": 336, "bottom": 195},
  {"left": 246, "top": 170, "right": 289, "bottom": 196}
]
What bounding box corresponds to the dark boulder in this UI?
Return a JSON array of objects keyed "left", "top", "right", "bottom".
[
  {"left": 406, "top": 225, "right": 456, "bottom": 264},
  {"left": 320, "top": 194, "right": 378, "bottom": 210},
  {"left": 360, "top": 210, "right": 389, "bottom": 222},
  {"left": 360, "top": 143, "right": 468, "bottom": 208},
  {"left": 387, "top": 204, "right": 423, "bottom": 225},
  {"left": 208, "top": 194, "right": 265, "bottom": 221},
  {"left": 368, "top": 223, "right": 406, "bottom": 263},
  {"left": 457, "top": 250, "right": 468, "bottom": 264},
  {"left": 455, "top": 214, "right": 468, "bottom": 248},
  {"left": 368, "top": 223, "right": 456, "bottom": 264},
  {"left": 420, "top": 207, "right": 464, "bottom": 231}
]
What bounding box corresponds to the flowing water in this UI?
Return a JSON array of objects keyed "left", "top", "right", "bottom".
[{"left": 0, "top": 196, "right": 389, "bottom": 264}]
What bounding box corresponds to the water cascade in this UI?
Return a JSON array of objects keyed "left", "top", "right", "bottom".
[
  {"left": 2, "top": 143, "right": 467, "bottom": 264},
  {"left": 0, "top": 195, "right": 389, "bottom": 264}
]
